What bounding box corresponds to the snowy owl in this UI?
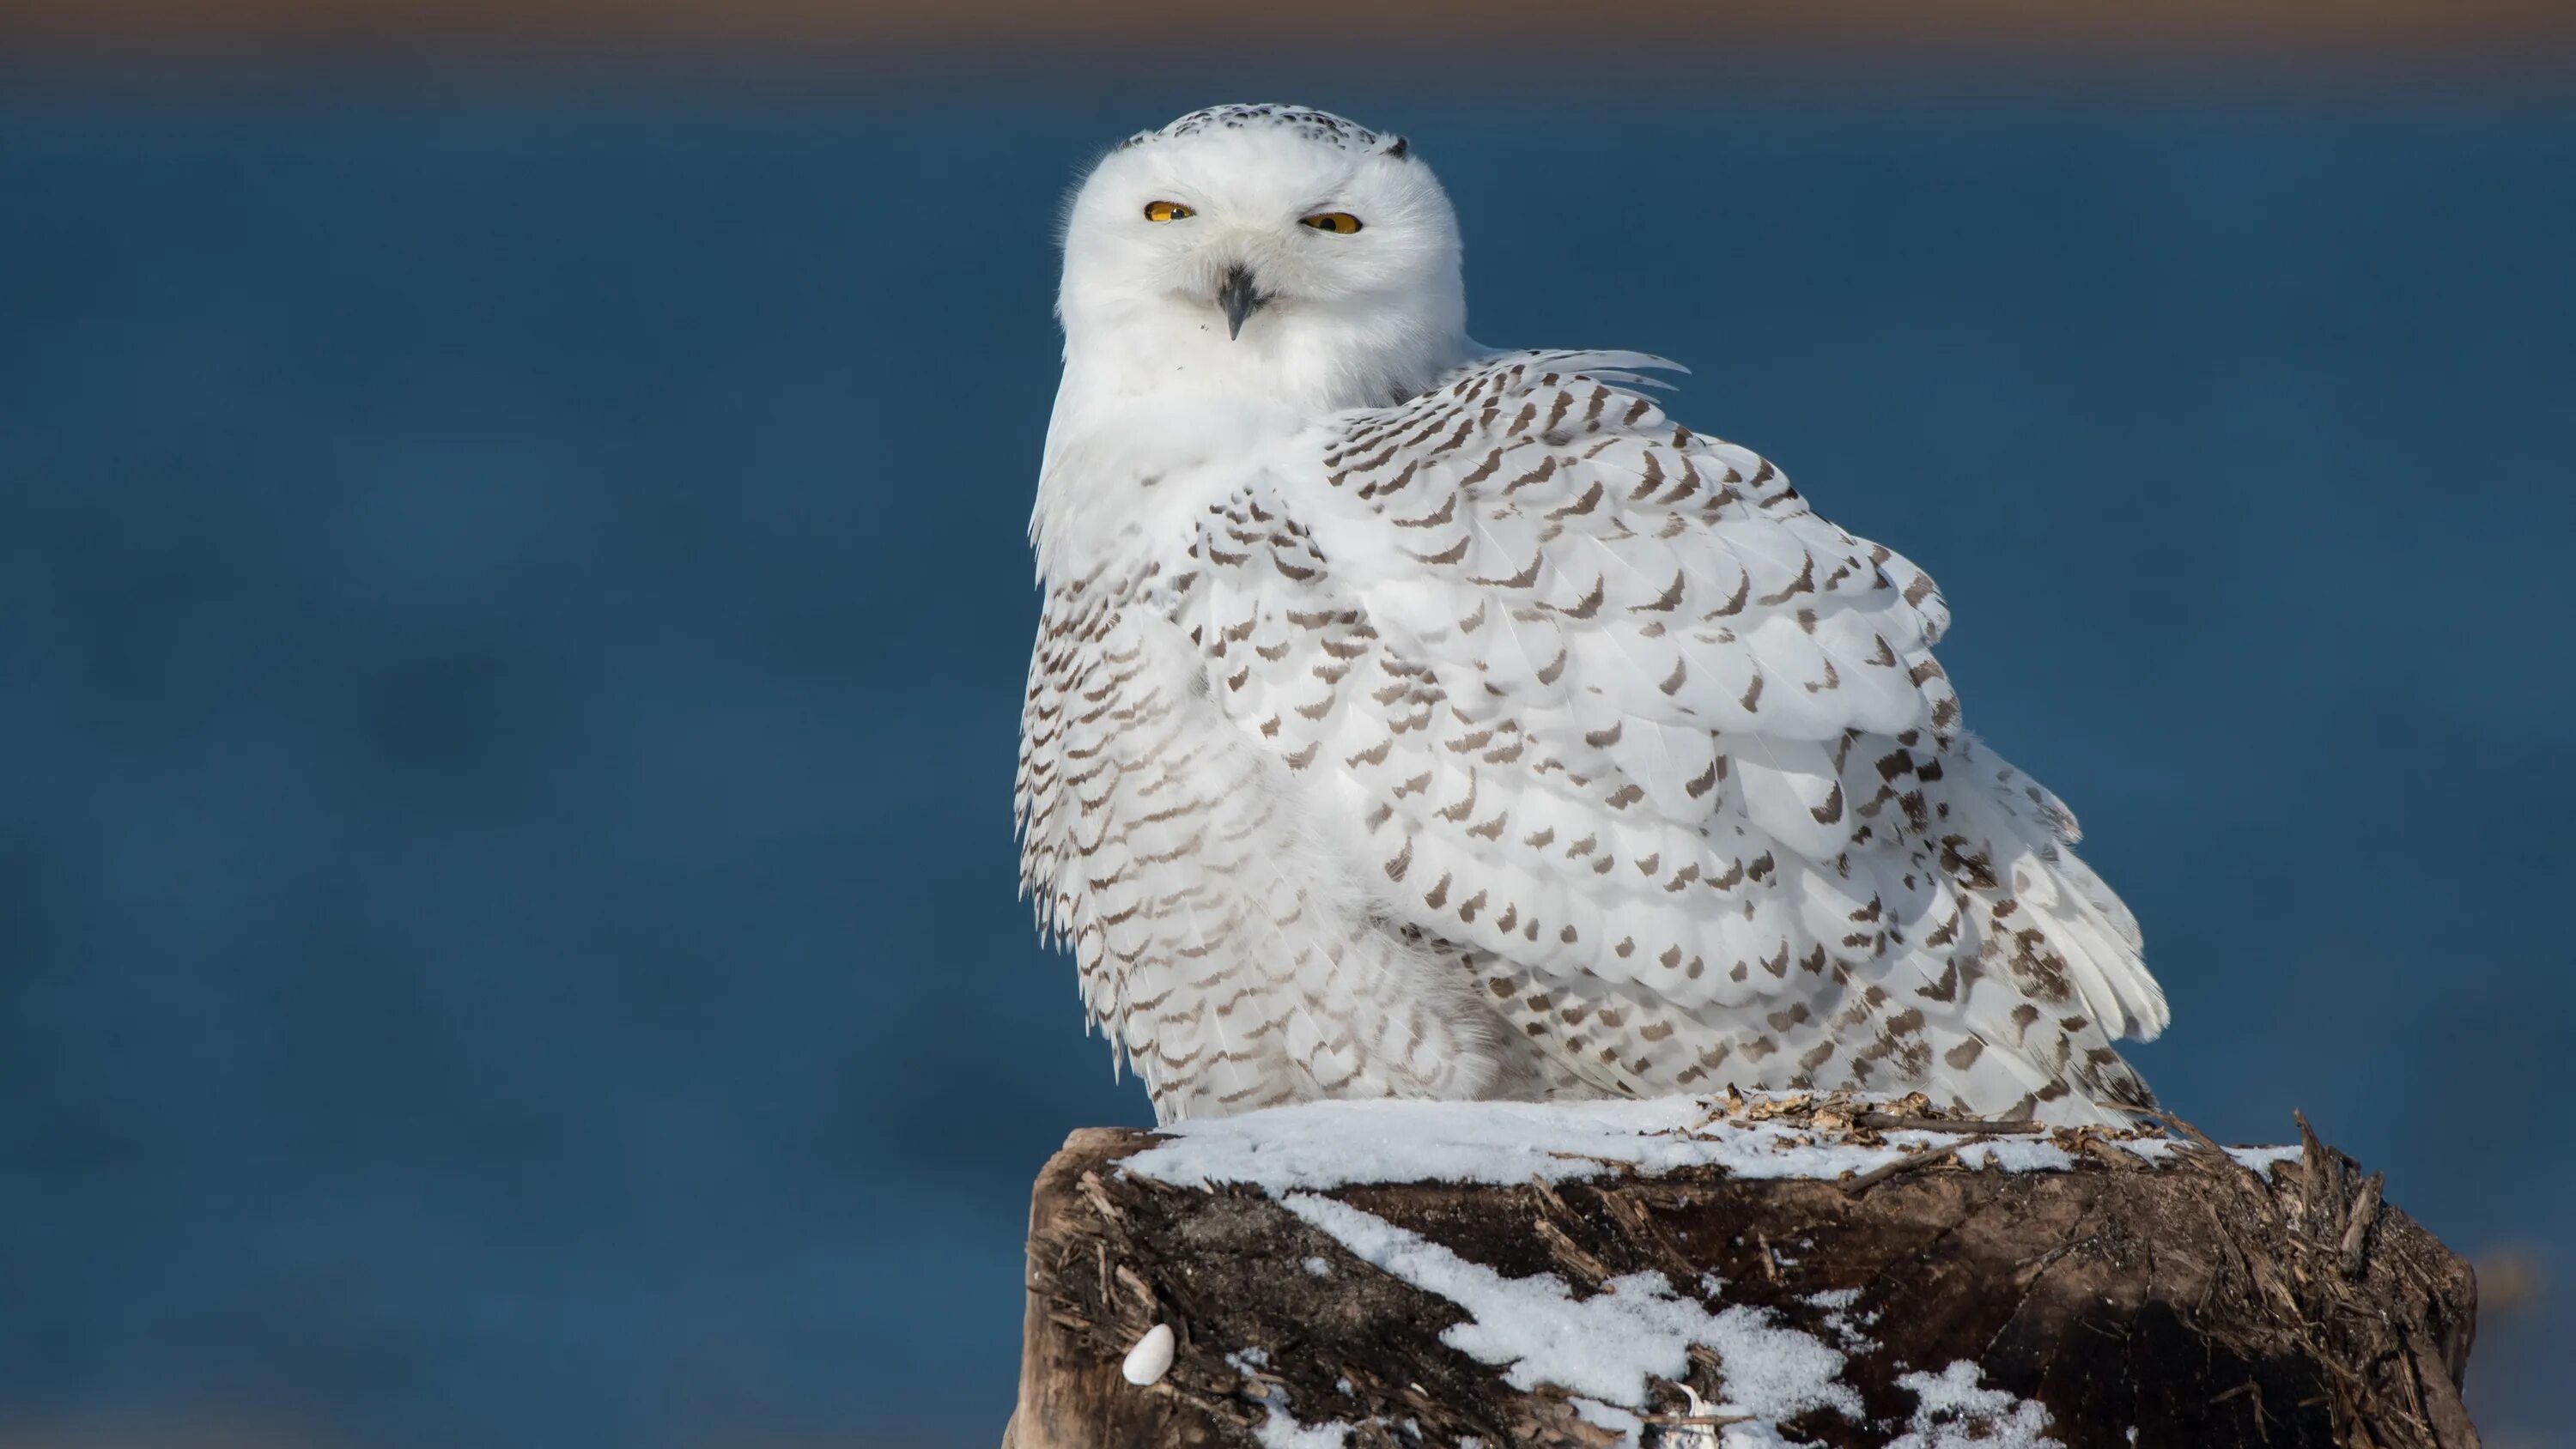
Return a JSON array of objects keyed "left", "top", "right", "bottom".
[{"left": 1017, "top": 104, "right": 2169, "bottom": 1126}]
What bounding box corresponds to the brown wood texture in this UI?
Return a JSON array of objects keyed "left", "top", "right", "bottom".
[{"left": 1003, "top": 1113, "right": 2477, "bottom": 1449}]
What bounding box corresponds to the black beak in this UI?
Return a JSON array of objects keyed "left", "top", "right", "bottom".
[{"left": 1217, "top": 264, "right": 1267, "bottom": 341}]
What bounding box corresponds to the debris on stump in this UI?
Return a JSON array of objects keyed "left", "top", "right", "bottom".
[{"left": 999, "top": 1093, "right": 2477, "bottom": 1448}]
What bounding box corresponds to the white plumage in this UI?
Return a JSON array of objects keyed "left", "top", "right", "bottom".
[{"left": 1017, "top": 105, "right": 2168, "bottom": 1125}]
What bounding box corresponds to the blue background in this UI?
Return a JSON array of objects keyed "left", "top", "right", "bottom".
[{"left": 2, "top": 81, "right": 2570, "bottom": 1446}]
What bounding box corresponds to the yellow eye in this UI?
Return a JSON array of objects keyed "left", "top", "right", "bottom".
[
  {"left": 1143, "top": 200, "right": 1194, "bottom": 222},
  {"left": 1301, "top": 212, "right": 1363, "bottom": 234}
]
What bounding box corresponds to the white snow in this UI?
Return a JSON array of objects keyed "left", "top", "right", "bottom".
[
  {"left": 1303, "top": 1255, "right": 1333, "bottom": 1277},
  {"left": 1887, "top": 1361, "right": 2061, "bottom": 1449},
  {"left": 1280, "top": 1190, "right": 1861, "bottom": 1436},
  {"left": 2227, "top": 1144, "right": 2306, "bottom": 1174},
  {"left": 1121, "top": 1323, "right": 1175, "bottom": 1386},
  {"left": 1252, "top": 1404, "right": 1352, "bottom": 1449},
  {"left": 1714, "top": 1423, "right": 1807, "bottom": 1449},
  {"left": 1954, "top": 1138, "right": 2075, "bottom": 1173},
  {"left": 1227, "top": 1343, "right": 1354, "bottom": 1447},
  {"left": 2115, "top": 1137, "right": 2303, "bottom": 1177},
  {"left": 1801, "top": 1287, "right": 1877, "bottom": 1354},
  {"left": 1130, "top": 1097, "right": 1998, "bottom": 1193},
  {"left": 1124, "top": 1095, "right": 2289, "bottom": 1196},
  {"left": 1570, "top": 1397, "right": 1645, "bottom": 1440}
]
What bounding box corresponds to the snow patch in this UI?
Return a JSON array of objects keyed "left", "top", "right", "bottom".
[
  {"left": 1229, "top": 1343, "right": 1352, "bottom": 1447},
  {"left": 1954, "top": 1138, "right": 2075, "bottom": 1173},
  {"left": 1131, "top": 1097, "right": 1990, "bottom": 1192},
  {"left": 1280, "top": 1191, "right": 1860, "bottom": 1437},
  {"left": 2116, "top": 1136, "right": 2301, "bottom": 1176},
  {"left": 1888, "top": 1361, "right": 2061, "bottom": 1449},
  {"left": 2227, "top": 1144, "right": 2305, "bottom": 1174},
  {"left": 1801, "top": 1287, "right": 1877, "bottom": 1354},
  {"left": 1125, "top": 1097, "right": 2293, "bottom": 1197},
  {"left": 1712, "top": 1422, "right": 1807, "bottom": 1448},
  {"left": 1570, "top": 1397, "right": 1644, "bottom": 1439},
  {"left": 1252, "top": 1404, "right": 1352, "bottom": 1449}
]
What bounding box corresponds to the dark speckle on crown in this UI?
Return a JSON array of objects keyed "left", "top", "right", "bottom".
[{"left": 1120, "top": 104, "right": 1410, "bottom": 161}]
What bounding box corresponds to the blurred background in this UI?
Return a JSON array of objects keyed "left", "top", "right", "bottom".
[{"left": 2, "top": 3, "right": 2571, "bottom": 1446}]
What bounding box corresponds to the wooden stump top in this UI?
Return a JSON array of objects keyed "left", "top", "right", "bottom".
[{"left": 1003, "top": 1094, "right": 2477, "bottom": 1449}]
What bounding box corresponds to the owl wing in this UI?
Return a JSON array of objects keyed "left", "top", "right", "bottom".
[{"left": 1188, "top": 349, "right": 2166, "bottom": 1118}]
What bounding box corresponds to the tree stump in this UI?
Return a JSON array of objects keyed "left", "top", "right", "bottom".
[{"left": 999, "top": 1095, "right": 2477, "bottom": 1449}]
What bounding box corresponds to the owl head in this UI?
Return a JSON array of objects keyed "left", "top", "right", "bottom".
[{"left": 1056, "top": 105, "right": 1469, "bottom": 409}]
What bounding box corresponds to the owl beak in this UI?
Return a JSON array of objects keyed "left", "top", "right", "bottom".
[{"left": 1217, "top": 264, "right": 1268, "bottom": 341}]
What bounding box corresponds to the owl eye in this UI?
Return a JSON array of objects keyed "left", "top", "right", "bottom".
[
  {"left": 1300, "top": 212, "right": 1363, "bottom": 235},
  {"left": 1143, "top": 200, "right": 1194, "bottom": 223}
]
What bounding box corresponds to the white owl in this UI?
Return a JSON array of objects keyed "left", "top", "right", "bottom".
[{"left": 1017, "top": 105, "right": 2168, "bottom": 1127}]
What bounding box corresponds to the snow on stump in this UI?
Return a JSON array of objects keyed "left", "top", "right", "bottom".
[{"left": 999, "top": 1094, "right": 2478, "bottom": 1449}]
